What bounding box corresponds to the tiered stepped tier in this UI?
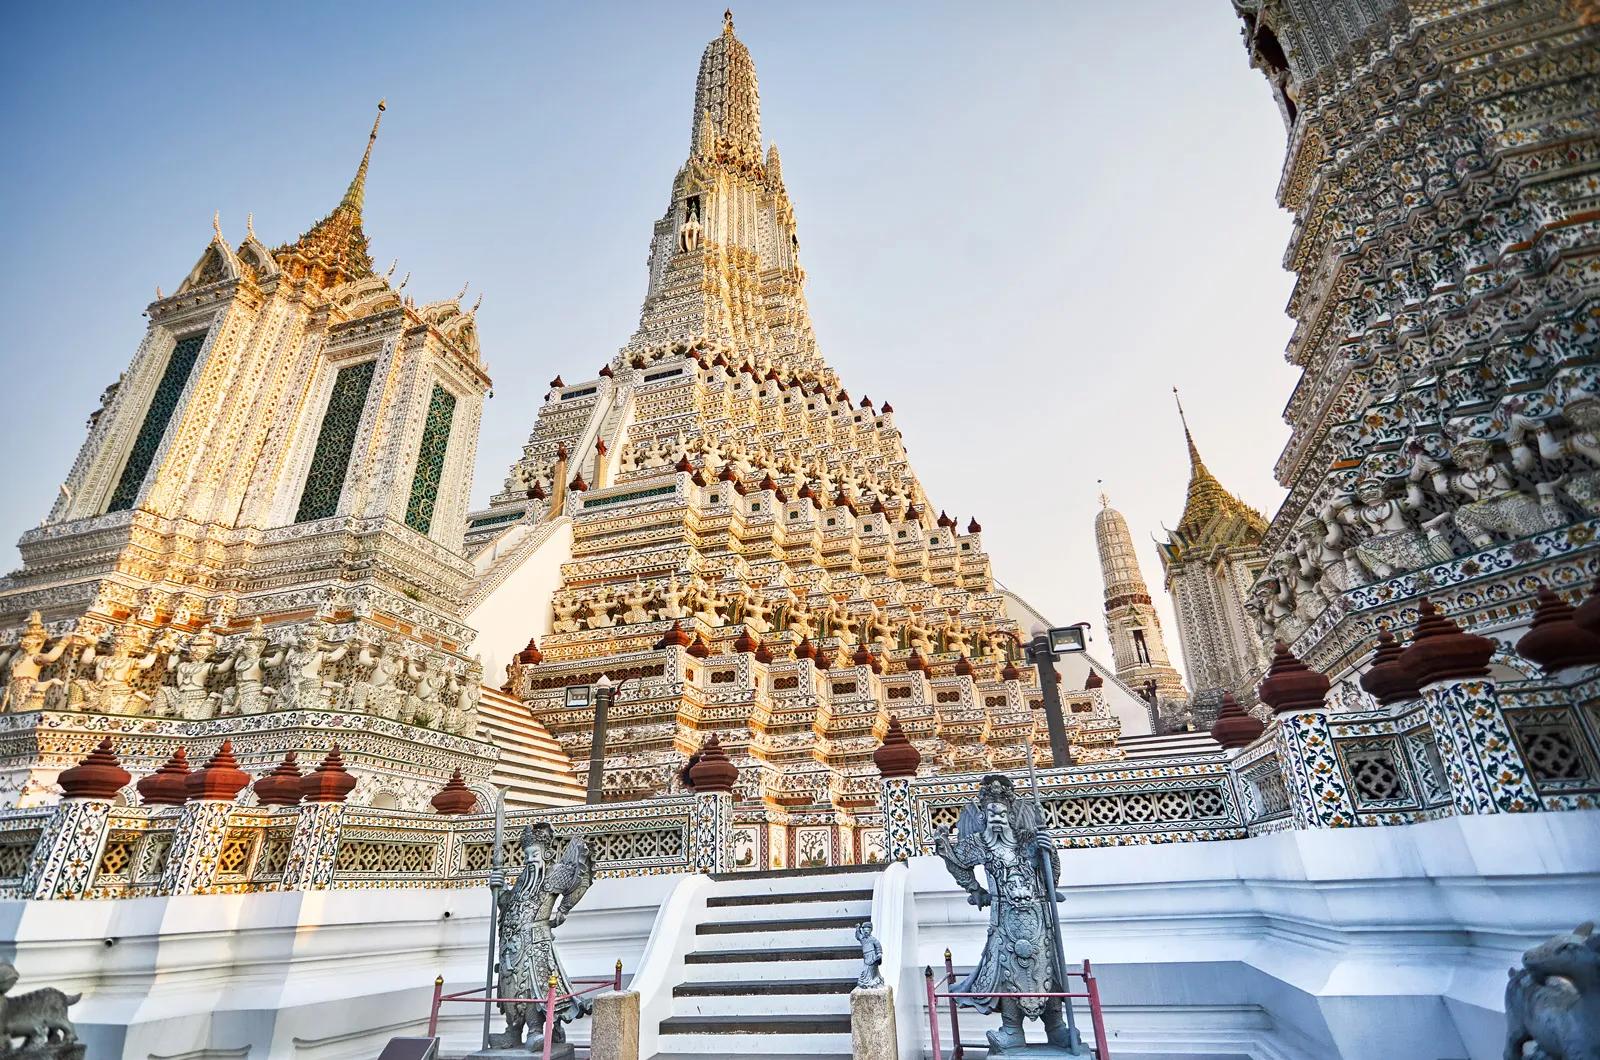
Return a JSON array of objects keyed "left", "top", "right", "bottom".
[{"left": 477, "top": 686, "right": 586, "bottom": 807}]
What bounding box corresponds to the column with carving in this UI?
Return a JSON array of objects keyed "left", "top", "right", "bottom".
[
  {"left": 20, "top": 739, "right": 130, "bottom": 900},
  {"left": 160, "top": 741, "right": 250, "bottom": 896},
  {"left": 875, "top": 715, "right": 921, "bottom": 861},
  {"left": 1258, "top": 642, "right": 1354, "bottom": 829},
  {"left": 280, "top": 746, "right": 358, "bottom": 891},
  {"left": 1402, "top": 600, "right": 1541, "bottom": 815},
  {"left": 687, "top": 734, "right": 737, "bottom": 875}
]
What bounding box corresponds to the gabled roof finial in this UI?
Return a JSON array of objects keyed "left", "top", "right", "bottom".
[
  {"left": 724, "top": 8, "right": 734, "bottom": 34},
  {"left": 212, "top": 211, "right": 224, "bottom": 242},
  {"left": 1173, "top": 386, "right": 1202, "bottom": 470}
]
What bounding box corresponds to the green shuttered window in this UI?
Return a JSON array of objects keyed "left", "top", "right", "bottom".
[
  {"left": 405, "top": 384, "right": 456, "bottom": 534},
  {"left": 107, "top": 334, "right": 205, "bottom": 512},
  {"left": 295, "top": 360, "right": 377, "bottom": 522}
]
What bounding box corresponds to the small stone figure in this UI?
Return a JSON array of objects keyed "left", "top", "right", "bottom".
[
  {"left": 0, "top": 959, "right": 84, "bottom": 1059},
  {"left": 489, "top": 824, "right": 594, "bottom": 1056},
  {"left": 1504, "top": 920, "right": 1600, "bottom": 1060},
  {"left": 1323, "top": 476, "right": 1450, "bottom": 583},
  {"left": 855, "top": 922, "right": 884, "bottom": 989},
  {"left": 935, "top": 773, "right": 1084, "bottom": 1055}
]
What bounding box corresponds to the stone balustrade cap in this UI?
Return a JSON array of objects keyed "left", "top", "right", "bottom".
[{"left": 59, "top": 737, "right": 132, "bottom": 800}]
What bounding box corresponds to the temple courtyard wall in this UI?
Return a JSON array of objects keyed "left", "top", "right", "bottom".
[{"left": 5, "top": 809, "right": 1592, "bottom": 1060}]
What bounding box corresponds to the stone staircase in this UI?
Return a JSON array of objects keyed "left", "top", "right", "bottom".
[
  {"left": 1118, "top": 729, "right": 1223, "bottom": 760},
  {"left": 651, "top": 864, "right": 881, "bottom": 1059},
  {"left": 477, "top": 686, "right": 587, "bottom": 808}
]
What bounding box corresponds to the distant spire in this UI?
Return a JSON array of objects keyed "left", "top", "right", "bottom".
[
  {"left": 692, "top": 9, "right": 761, "bottom": 159},
  {"left": 1173, "top": 387, "right": 1204, "bottom": 472},
  {"left": 724, "top": 8, "right": 735, "bottom": 34},
  {"left": 342, "top": 99, "right": 386, "bottom": 213},
  {"left": 1097, "top": 479, "right": 1109, "bottom": 509}
]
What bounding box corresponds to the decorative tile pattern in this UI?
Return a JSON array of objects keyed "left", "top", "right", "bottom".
[
  {"left": 295, "top": 359, "right": 376, "bottom": 522},
  {"left": 107, "top": 335, "right": 204, "bottom": 512},
  {"left": 1423, "top": 678, "right": 1542, "bottom": 814},
  {"left": 405, "top": 384, "right": 456, "bottom": 535},
  {"left": 160, "top": 800, "right": 235, "bottom": 895},
  {"left": 1274, "top": 712, "right": 1357, "bottom": 829},
  {"left": 18, "top": 801, "right": 110, "bottom": 900},
  {"left": 880, "top": 776, "right": 916, "bottom": 861},
  {"left": 692, "top": 791, "right": 733, "bottom": 874},
  {"left": 281, "top": 802, "right": 345, "bottom": 891}
]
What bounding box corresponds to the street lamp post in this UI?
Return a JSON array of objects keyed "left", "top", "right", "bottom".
[
  {"left": 585, "top": 675, "right": 613, "bottom": 804},
  {"left": 1025, "top": 624, "right": 1090, "bottom": 769}
]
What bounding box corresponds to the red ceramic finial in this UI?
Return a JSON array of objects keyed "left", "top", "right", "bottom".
[
  {"left": 953, "top": 655, "right": 975, "bottom": 677},
  {"left": 1001, "top": 659, "right": 1021, "bottom": 681},
  {"left": 967, "top": 518, "right": 982, "bottom": 534},
  {"left": 1573, "top": 574, "right": 1600, "bottom": 637},
  {"left": 185, "top": 740, "right": 251, "bottom": 802},
  {"left": 873, "top": 716, "right": 921, "bottom": 778},
  {"left": 1209, "top": 694, "right": 1266, "bottom": 749},
  {"left": 1398, "top": 598, "right": 1496, "bottom": 686},
  {"left": 905, "top": 648, "right": 928, "bottom": 674},
  {"left": 795, "top": 637, "right": 817, "bottom": 661},
  {"left": 253, "top": 751, "right": 305, "bottom": 807},
  {"left": 301, "top": 745, "right": 358, "bottom": 804},
  {"left": 431, "top": 769, "right": 478, "bottom": 815},
  {"left": 137, "top": 747, "right": 191, "bottom": 806},
  {"left": 517, "top": 636, "right": 543, "bottom": 665},
  {"left": 59, "top": 738, "right": 131, "bottom": 801},
  {"left": 1257, "top": 640, "right": 1331, "bottom": 715},
  {"left": 1516, "top": 587, "right": 1600, "bottom": 675},
  {"left": 733, "top": 627, "right": 760, "bottom": 655},
  {"left": 688, "top": 733, "right": 738, "bottom": 793},
  {"left": 656, "top": 621, "right": 693, "bottom": 649},
  {"left": 1084, "top": 669, "right": 1104, "bottom": 690},
  {"left": 1359, "top": 628, "right": 1421, "bottom": 705},
  {"left": 687, "top": 633, "right": 712, "bottom": 660}
]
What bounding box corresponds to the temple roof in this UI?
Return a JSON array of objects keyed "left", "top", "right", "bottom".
[
  {"left": 1163, "top": 391, "right": 1268, "bottom": 564},
  {"left": 692, "top": 10, "right": 762, "bottom": 163},
  {"left": 274, "top": 101, "right": 384, "bottom": 288}
]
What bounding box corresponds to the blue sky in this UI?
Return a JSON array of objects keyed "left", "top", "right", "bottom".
[{"left": 0, "top": 2, "right": 1296, "bottom": 675}]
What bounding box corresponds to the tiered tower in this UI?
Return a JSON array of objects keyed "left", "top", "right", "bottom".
[
  {"left": 0, "top": 104, "right": 497, "bottom": 808},
  {"left": 1233, "top": 0, "right": 1600, "bottom": 701},
  {"left": 472, "top": 14, "right": 1055, "bottom": 867},
  {"left": 1093, "top": 492, "right": 1186, "bottom": 731},
  {"left": 1157, "top": 395, "right": 1270, "bottom": 722}
]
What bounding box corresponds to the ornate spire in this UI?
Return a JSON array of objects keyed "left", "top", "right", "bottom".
[
  {"left": 341, "top": 98, "right": 385, "bottom": 213},
  {"left": 692, "top": 10, "right": 762, "bottom": 161},
  {"left": 1170, "top": 387, "right": 1267, "bottom": 547},
  {"left": 275, "top": 100, "right": 385, "bottom": 288}
]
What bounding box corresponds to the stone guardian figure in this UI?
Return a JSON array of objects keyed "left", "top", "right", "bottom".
[
  {"left": 488, "top": 824, "right": 594, "bottom": 1056},
  {"left": 934, "top": 773, "right": 1085, "bottom": 1055},
  {"left": 1504, "top": 920, "right": 1600, "bottom": 1060}
]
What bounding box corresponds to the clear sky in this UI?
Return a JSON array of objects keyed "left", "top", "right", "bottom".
[{"left": 0, "top": 2, "right": 1296, "bottom": 677}]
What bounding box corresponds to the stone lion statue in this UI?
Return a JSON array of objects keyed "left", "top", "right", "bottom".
[
  {"left": 0, "top": 961, "right": 82, "bottom": 1059},
  {"left": 1505, "top": 921, "right": 1600, "bottom": 1060}
]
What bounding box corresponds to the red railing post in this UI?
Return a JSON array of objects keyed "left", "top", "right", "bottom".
[
  {"left": 427, "top": 975, "right": 443, "bottom": 1038},
  {"left": 925, "top": 966, "right": 943, "bottom": 1060},
  {"left": 541, "top": 975, "right": 559, "bottom": 1060},
  {"left": 1083, "top": 959, "right": 1110, "bottom": 1060},
  {"left": 944, "top": 948, "right": 964, "bottom": 1060},
  {"left": 614, "top": 959, "right": 623, "bottom": 992}
]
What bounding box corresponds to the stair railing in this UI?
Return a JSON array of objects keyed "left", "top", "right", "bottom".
[{"left": 923, "top": 957, "right": 1110, "bottom": 1060}]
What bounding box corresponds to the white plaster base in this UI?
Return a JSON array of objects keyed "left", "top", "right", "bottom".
[{"left": 0, "top": 811, "right": 1593, "bottom": 1059}]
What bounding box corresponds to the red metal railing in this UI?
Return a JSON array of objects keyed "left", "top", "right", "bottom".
[
  {"left": 427, "top": 960, "right": 624, "bottom": 1060},
  {"left": 924, "top": 954, "right": 1109, "bottom": 1060}
]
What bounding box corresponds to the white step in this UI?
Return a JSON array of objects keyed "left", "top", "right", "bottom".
[
  {"left": 694, "top": 925, "right": 861, "bottom": 952},
  {"left": 703, "top": 897, "right": 871, "bottom": 923},
  {"left": 669, "top": 992, "right": 851, "bottom": 1017},
  {"left": 654, "top": 1029, "right": 853, "bottom": 1055},
  {"left": 704, "top": 870, "right": 881, "bottom": 899},
  {"left": 679, "top": 955, "right": 862, "bottom": 982}
]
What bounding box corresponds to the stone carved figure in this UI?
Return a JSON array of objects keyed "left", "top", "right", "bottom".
[
  {"left": 0, "top": 615, "right": 74, "bottom": 713},
  {"left": 583, "top": 589, "right": 617, "bottom": 630},
  {"left": 855, "top": 922, "right": 884, "bottom": 990},
  {"left": 552, "top": 595, "right": 583, "bottom": 634},
  {"left": 217, "top": 620, "right": 283, "bottom": 716},
  {"left": 741, "top": 593, "right": 773, "bottom": 635},
  {"left": 934, "top": 774, "right": 1081, "bottom": 1055},
  {"left": 1504, "top": 920, "right": 1600, "bottom": 1060},
  {"left": 1429, "top": 439, "right": 1563, "bottom": 548},
  {"left": 0, "top": 960, "right": 83, "bottom": 1059},
  {"left": 620, "top": 581, "right": 653, "bottom": 626},
  {"left": 490, "top": 824, "right": 594, "bottom": 1054},
  {"left": 362, "top": 640, "right": 407, "bottom": 722},
  {"left": 91, "top": 631, "right": 161, "bottom": 716},
  {"left": 404, "top": 653, "right": 444, "bottom": 728},
  {"left": 281, "top": 630, "right": 352, "bottom": 712},
  {"left": 786, "top": 602, "right": 816, "bottom": 642},
  {"left": 454, "top": 657, "right": 484, "bottom": 737},
  {"left": 151, "top": 627, "right": 225, "bottom": 720},
  {"left": 677, "top": 202, "right": 702, "bottom": 253},
  {"left": 904, "top": 614, "right": 936, "bottom": 655},
  {"left": 1324, "top": 476, "right": 1450, "bottom": 583},
  {"left": 1535, "top": 397, "right": 1600, "bottom": 516}
]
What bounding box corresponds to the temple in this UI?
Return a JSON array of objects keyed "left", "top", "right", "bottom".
[{"left": 0, "top": 6, "right": 1595, "bottom": 1060}]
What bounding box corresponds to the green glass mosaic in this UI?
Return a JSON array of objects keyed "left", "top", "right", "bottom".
[
  {"left": 405, "top": 384, "right": 456, "bottom": 534},
  {"left": 106, "top": 334, "right": 205, "bottom": 512},
  {"left": 294, "top": 359, "right": 377, "bottom": 522}
]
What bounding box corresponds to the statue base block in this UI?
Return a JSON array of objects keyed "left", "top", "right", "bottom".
[{"left": 850, "top": 985, "right": 897, "bottom": 1060}]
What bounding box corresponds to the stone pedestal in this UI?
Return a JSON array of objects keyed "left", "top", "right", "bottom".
[
  {"left": 465, "top": 1047, "right": 572, "bottom": 1060},
  {"left": 851, "top": 985, "right": 898, "bottom": 1060},
  {"left": 590, "top": 989, "right": 639, "bottom": 1060}
]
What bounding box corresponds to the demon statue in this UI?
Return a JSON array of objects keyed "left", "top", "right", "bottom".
[
  {"left": 934, "top": 774, "right": 1087, "bottom": 1055},
  {"left": 1504, "top": 920, "right": 1600, "bottom": 1060},
  {"left": 487, "top": 824, "right": 594, "bottom": 1057}
]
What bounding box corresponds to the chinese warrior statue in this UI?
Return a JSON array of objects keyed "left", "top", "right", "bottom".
[
  {"left": 935, "top": 774, "right": 1086, "bottom": 1055},
  {"left": 489, "top": 823, "right": 593, "bottom": 1056}
]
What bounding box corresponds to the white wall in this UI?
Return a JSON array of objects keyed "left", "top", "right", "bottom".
[{"left": 463, "top": 517, "right": 574, "bottom": 683}]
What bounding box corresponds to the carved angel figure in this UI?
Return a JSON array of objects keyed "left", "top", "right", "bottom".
[
  {"left": 491, "top": 824, "right": 595, "bottom": 1052},
  {"left": 1324, "top": 476, "right": 1450, "bottom": 583},
  {"left": 217, "top": 619, "right": 283, "bottom": 717},
  {"left": 0, "top": 614, "right": 74, "bottom": 713},
  {"left": 934, "top": 774, "right": 1078, "bottom": 1054},
  {"left": 1429, "top": 438, "right": 1563, "bottom": 548},
  {"left": 92, "top": 631, "right": 162, "bottom": 716}
]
